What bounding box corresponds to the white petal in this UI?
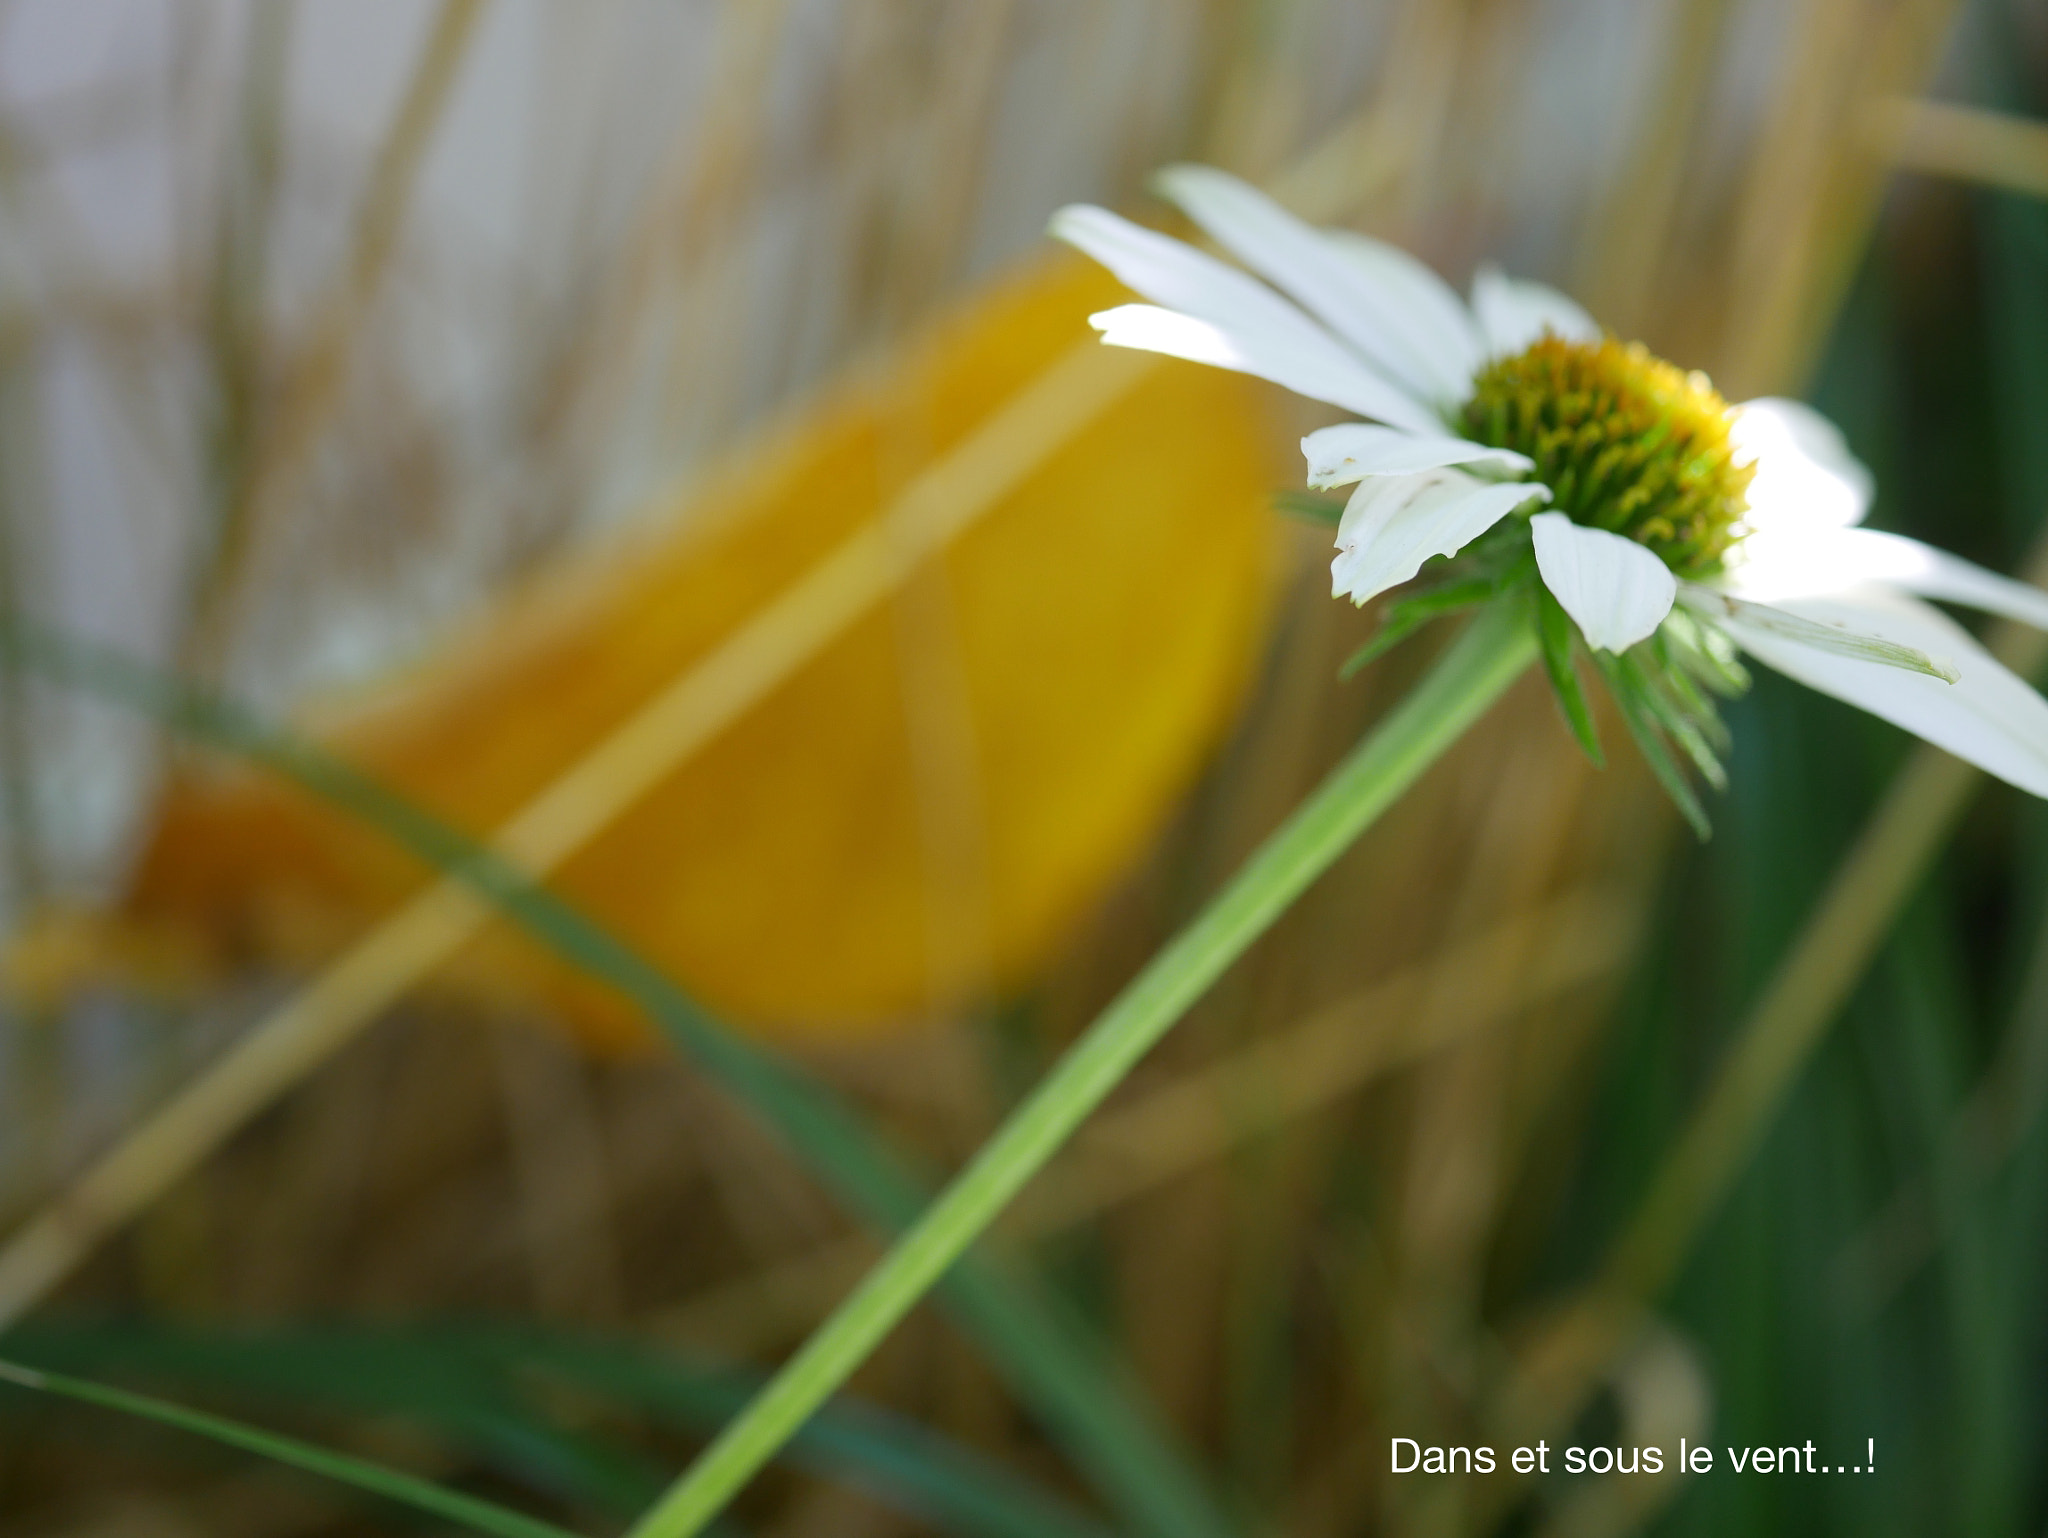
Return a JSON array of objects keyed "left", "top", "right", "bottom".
[
  {"left": 1302, "top": 423, "right": 1532, "bottom": 489},
  {"left": 1323, "top": 230, "right": 1486, "bottom": 396},
  {"left": 1727, "top": 525, "right": 2048, "bottom": 632},
  {"left": 1084, "top": 304, "right": 1436, "bottom": 431},
  {"left": 1053, "top": 204, "right": 1336, "bottom": 350},
  {"left": 1331, "top": 470, "right": 1548, "bottom": 606},
  {"left": 1471, "top": 264, "right": 1601, "bottom": 357},
  {"left": 1152, "top": 165, "right": 1476, "bottom": 408},
  {"left": 1052, "top": 203, "right": 1442, "bottom": 433},
  {"left": 1728, "top": 397, "right": 1873, "bottom": 533},
  {"left": 1530, "top": 513, "right": 1676, "bottom": 652},
  {"left": 1707, "top": 585, "right": 2048, "bottom": 799}
]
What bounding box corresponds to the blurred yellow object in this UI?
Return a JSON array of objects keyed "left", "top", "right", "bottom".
[{"left": 118, "top": 254, "right": 1288, "bottom": 1046}]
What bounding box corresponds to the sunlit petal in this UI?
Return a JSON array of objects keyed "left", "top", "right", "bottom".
[
  {"left": 1728, "top": 397, "right": 1873, "bottom": 533},
  {"left": 1082, "top": 305, "right": 1433, "bottom": 431},
  {"left": 1470, "top": 264, "right": 1600, "bottom": 357},
  {"left": 1531, "top": 513, "right": 1676, "bottom": 652},
  {"left": 1154, "top": 164, "right": 1479, "bottom": 408},
  {"left": 1728, "top": 525, "right": 2048, "bottom": 631},
  {"left": 1324, "top": 231, "right": 1487, "bottom": 398},
  {"left": 1051, "top": 207, "right": 1439, "bottom": 432},
  {"left": 1302, "top": 423, "right": 1532, "bottom": 489}
]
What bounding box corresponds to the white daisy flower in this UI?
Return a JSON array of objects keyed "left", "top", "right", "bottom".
[{"left": 1051, "top": 165, "right": 2048, "bottom": 826}]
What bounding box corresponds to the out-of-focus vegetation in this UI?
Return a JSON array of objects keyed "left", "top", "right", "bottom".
[{"left": 0, "top": 1, "right": 2043, "bottom": 1535}]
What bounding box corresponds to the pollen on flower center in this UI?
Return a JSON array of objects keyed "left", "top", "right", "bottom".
[{"left": 1459, "top": 335, "right": 1753, "bottom": 578}]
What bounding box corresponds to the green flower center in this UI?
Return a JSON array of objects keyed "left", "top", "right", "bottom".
[{"left": 1459, "top": 335, "right": 1752, "bottom": 579}]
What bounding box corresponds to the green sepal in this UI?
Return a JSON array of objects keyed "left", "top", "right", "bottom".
[
  {"left": 1659, "top": 606, "right": 1751, "bottom": 697},
  {"left": 1339, "top": 576, "right": 1501, "bottom": 678},
  {"left": 1625, "top": 651, "right": 1728, "bottom": 791},
  {"left": 1533, "top": 582, "right": 1604, "bottom": 767},
  {"left": 1273, "top": 489, "right": 1346, "bottom": 527},
  {"left": 1646, "top": 631, "right": 1730, "bottom": 751},
  {"left": 1597, "top": 652, "right": 1713, "bottom": 839}
]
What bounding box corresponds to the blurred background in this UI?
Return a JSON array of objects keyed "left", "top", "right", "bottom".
[{"left": 0, "top": 0, "right": 2044, "bottom": 1534}]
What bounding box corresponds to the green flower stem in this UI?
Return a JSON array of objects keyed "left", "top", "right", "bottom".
[{"left": 626, "top": 602, "right": 1539, "bottom": 1538}]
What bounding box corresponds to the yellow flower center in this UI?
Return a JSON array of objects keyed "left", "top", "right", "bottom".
[{"left": 1459, "top": 335, "right": 1752, "bottom": 579}]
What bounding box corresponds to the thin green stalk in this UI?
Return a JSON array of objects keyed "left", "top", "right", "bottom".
[
  {"left": 0, "top": 625, "right": 1229, "bottom": 1538},
  {"left": 626, "top": 602, "right": 1539, "bottom": 1538},
  {"left": 5, "top": 1319, "right": 1120, "bottom": 1538},
  {"left": 0, "top": 1358, "right": 575, "bottom": 1538}
]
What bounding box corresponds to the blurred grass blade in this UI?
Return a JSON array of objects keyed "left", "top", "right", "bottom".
[
  {"left": 1493, "top": 538, "right": 2048, "bottom": 1501},
  {"left": 1607, "top": 550, "right": 2048, "bottom": 1305},
  {"left": 185, "top": 0, "right": 488, "bottom": 674},
  {"left": 1872, "top": 96, "right": 2048, "bottom": 202},
  {"left": 5, "top": 1321, "right": 1121, "bottom": 1538},
  {"left": 507, "top": 1334, "right": 1122, "bottom": 1538},
  {"left": 0, "top": 1356, "right": 576, "bottom": 1538},
  {"left": 0, "top": 623, "right": 1231, "bottom": 1538}
]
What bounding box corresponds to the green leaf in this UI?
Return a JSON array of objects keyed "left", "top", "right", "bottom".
[
  {"left": 1534, "top": 583, "right": 1605, "bottom": 766},
  {"left": 0, "top": 1357, "right": 576, "bottom": 1538}
]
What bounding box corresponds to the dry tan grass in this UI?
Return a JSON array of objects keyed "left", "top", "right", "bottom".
[{"left": 0, "top": 2, "right": 2005, "bottom": 1534}]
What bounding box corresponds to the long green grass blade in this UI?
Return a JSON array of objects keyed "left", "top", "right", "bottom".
[
  {"left": 0, "top": 624, "right": 1230, "bottom": 1538},
  {"left": 0, "top": 1356, "right": 576, "bottom": 1538},
  {"left": 5, "top": 1320, "right": 1119, "bottom": 1538},
  {"left": 498, "top": 1331, "right": 1122, "bottom": 1538}
]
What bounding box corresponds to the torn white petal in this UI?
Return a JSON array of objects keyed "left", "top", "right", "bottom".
[
  {"left": 1531, "top": 513, "right": 1676, "bottom": 652},
  {"left": 1696, "top": 585, "right": 2048, "bottom": 799},
  {"left": 1728, "top": 397, "right": 1873, "bottom": 533},
  {"left": 1331, "top": 470, "right": 1548, "bottom": 607},
  {"left": 1471, "top": 264, "right": 1601, "bottom": 358},
  {"left": 1301, "top": 423, "right": 1533, "bottom": 489}
]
